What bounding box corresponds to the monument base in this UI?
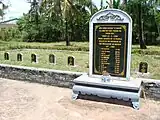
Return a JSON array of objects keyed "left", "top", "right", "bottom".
[
  {"left": 72, "top": 74, "right": 142, "bottom": 110},
  {"left": 136, "top": 72, "right": 150, "bottom": 78}
]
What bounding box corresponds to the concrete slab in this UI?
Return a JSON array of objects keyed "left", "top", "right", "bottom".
[
  {"left": 74, "top": 74, "right": 142, "bottom": 90},
  {"left": 73, "top": 74, "right": 142, "bottom": 110}
]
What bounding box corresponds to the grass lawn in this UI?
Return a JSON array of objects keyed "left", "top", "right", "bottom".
[
  {"left": 131, "top": 54, "right": 160, "bottom": 79},
  {"left": 0, "top": 41, "right": 160, "bottom": 79},
  {"left": 0, "top": 49, "right": 89, "bottom": 72},
  {"left": 0, "top": 41, "right": 89, "bottom": 51},
  {"left": 1, "top": 40, "right": 160, "bottom": 54},
  {"left": 0, "top": 49, "right": 160, "bottom": 79}
]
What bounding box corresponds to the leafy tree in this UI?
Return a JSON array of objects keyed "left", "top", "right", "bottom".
[
  {"left": 124, "top": 0, "right": 160, "bottom": 48},
  {"left": 0, "top": 1, "right": 9, "bottom": 20},
  {"left": 18, "top": 0, "right": 98, "bottom": 44},
  {"left": 15, "top": 0, "right": 160, "bottom": 47},
  {"left": 106, "top": 0, "right": 120, "bottom": 9}
]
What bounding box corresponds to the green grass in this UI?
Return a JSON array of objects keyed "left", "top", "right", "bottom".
[
  {"left": 0, "top": 41, "right": 89, "bottom": 51},
  {"left": 0, "top": 41, "right": 160, "bottom": 79},
  {"left": 0, "top": 49, "right": 89, "bottom": 72},
  {"left": 132, "top": 45, "right": 160, "bottom": 55},
  {"left": 0, "top": 49, "right": 160, "bottom": 79},
  {"left": 131, "top": 54, "right": 160, "bottom": 79},
  {"left": 1, "top": 40, "right": 160, "bottom": 55}
]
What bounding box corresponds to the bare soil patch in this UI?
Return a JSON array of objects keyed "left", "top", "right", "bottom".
[{"left": 0, "top": 78, "right": 160, "bottom": 120}]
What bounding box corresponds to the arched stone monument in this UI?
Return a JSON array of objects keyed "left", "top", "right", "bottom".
[{"left": 72, "top": 9, "right": 142, "bottom": 110}]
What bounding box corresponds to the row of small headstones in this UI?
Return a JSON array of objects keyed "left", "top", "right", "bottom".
[
  {"left": 3, "top": 52, "right": 148, "bottom": 73},
  {"left": 3, "top": 52, "right": 75, "bottom": 66}
]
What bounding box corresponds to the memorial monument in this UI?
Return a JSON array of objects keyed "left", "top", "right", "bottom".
[{"left": 72, "top": 9, "right": 142, "bottom": 110}]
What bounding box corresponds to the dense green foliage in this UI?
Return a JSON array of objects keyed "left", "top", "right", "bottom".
[
  {"left": 16, "top": 0, "right": 98, "bottom": 44},
  {"left": 0, "top": 27, "right": 21, "bottom": 41},
  {"left": 1, "top": 0, "right": 160, "bottom": 46},
  {"left": 124, "top": 0, "right": 160, "bottom": 46}
]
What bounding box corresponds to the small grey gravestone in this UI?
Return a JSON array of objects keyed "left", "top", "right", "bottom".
[
  {"left": 139, "top": 62, "right": 148, "bottom": 73},
  {"left": 31, "top": 54, "right": 37, "bottom": 63},
  {"left": 4, "top": 52, "right": 9, "bottom": 60},
  {"left": 68, "top": 56, "right": 75, "bottom": 66},
  {"left": 17, "top": 53, "right": 23, "bottom": 61},
  {"left": 49, "top": 54, "right": 56, "bottom": 64}
]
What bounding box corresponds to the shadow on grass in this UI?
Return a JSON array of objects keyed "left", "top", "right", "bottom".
[{"left": 0, "top": 41, "right": 8, "bottom": 45}]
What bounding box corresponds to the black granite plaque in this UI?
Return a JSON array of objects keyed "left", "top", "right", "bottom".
[
  {"left": 4, "top": 52, "right": 9, "bottom": 60},
  {"left": 68, "top": 56, "right": 75, "bottom": 66},
  {"left": 93, "top": 23, "right": 128, "bottom": 77},
  {"left": 49, "top": 54, "right": 55, "bottom": 64},
  {"left": 31, "top": 54, "right": 37, "bottom": 63},
  {"left": 17, "top": 53, "right": 22, "bottom": 61},
  {"left": 139, "top": 62, "right": 148, "bottom": 73}
]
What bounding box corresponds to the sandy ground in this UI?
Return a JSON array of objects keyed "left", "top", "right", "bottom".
[{"left": 0, "top": 78, "right": 160, "bottom": 120}]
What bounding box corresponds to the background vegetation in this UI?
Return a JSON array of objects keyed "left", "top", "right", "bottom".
[
  {"left": 0, "top": 41, "right": 160, "bottom": 79},
  {"left": 1, "top": 0, "right": 160, "bottom": 47},
  {"left": 0, "top": 0, "right": 160, "bottom": 79}
]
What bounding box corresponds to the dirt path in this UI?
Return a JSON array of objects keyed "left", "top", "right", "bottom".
[{"left": 0, "top": 78, "right": 160, "bottom": 120}]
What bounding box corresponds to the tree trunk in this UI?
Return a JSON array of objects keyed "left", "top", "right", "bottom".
[
  {"left": 70, "top": 16, "right": 74, "bottom": 41},
  {"left": 123, "top": 0, "right": 127, "bottom": 5},
  {"left": 100, "top": 0, "right": 103, "bottom": 9},
  {"left": 91, "top": 0, "right": 93, "bottom": 15},
  {"left": 57, "top": 0, "right": 63, "bottom": 41},
  {"left": 65, "top": 20, "right": 70, "bottom": 46},
  {"left": 138, "top": 3, "right": 147, "bottom": 49},
  {"left": 109, "top": 0, "right": 113, "bottom": 8}
]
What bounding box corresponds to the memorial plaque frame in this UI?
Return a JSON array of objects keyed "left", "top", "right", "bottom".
[{"left": 89, "top": 9, "right": 132, "bottom": 80}]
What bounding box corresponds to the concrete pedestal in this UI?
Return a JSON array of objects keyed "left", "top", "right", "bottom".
[{"left": 72, "top": 74, "right": 142, "bottom": 110}]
